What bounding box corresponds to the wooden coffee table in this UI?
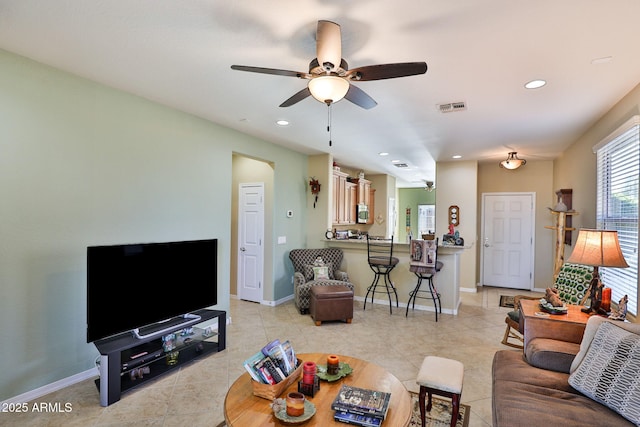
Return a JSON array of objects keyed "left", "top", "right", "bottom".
[
  {"left": 519, "top": 299, "right": 593, "bottom": 349},
  {"left": 224, "top": 353, "right": 412, "bottom": 426}
]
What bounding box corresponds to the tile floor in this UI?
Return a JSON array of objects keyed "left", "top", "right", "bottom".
[{"left": 0, "top": 286, "right": 538, "bottom": 427}]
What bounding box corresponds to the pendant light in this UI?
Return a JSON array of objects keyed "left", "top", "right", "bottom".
[{"left": 499, "top": 152, "right": 526, "bottom": 170}]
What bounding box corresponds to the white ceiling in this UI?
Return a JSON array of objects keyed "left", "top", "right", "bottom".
[{"left": 2, "top": 0, "right": 640, "bottom": 187}]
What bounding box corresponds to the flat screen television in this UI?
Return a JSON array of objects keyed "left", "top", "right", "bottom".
[{"left": 86, "top": 238, "right": 217, "bottom": 343}]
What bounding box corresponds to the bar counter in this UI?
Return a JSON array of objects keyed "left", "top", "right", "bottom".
[{"left": 324, "top": 239, "right": 466, "bottom": 315}]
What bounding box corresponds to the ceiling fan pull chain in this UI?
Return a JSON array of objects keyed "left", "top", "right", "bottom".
[{"left": 327, "top": 103, "right": 332, "bottom": 147}]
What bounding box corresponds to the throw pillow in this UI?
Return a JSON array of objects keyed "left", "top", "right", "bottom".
[
  {"left": 555, "top": 263, "right": 592, "bottom": 304},
  {"left": 323, "top": 262, "right": 334, "bottom": 279},
  {"left": 304, "top": 263, "right": 335, "bottom": 280},
  {"left": 571, "top": 316, "right": 640, "bottom": 373},
  {"left": 303, "top": 265, "right": 315, "bottom": 281},
  {"left": 568, "top": 321, "right": 640, "bottom": 425},
  {"left": 313, "top": 266, "right": 330, "bottom": 280}
]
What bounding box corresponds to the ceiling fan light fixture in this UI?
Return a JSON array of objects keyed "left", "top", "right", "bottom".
[
  {"left": 499, "top": 152, "right": 526, "bottom": 170},
  {"left": 308, "top": 75, "right": 349, "bottom": 104}
]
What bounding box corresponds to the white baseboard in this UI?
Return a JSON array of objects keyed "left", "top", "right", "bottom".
[
  {"left": 1, "top": 316, "right": 232, "bottom": 406},
  {"left": 231, "top": 293, "right": 294, "bottom": 307},
  {"left": 353, "top": 295, "right": 458, "bottom": 315},
  {"left": 1, "top": 368, "right": 97, "bottom": 406}
]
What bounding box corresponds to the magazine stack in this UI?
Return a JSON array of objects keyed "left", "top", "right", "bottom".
[
  {"left": 331, "top": 384, "right": 391, "bottom": 426},
  {"left": 242, "top": 339, "right": 297, "bottom": 384}
]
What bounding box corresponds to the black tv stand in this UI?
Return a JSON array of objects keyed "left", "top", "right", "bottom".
[{"left": 93, "top": 309, "right": 226, "bottom": 406}]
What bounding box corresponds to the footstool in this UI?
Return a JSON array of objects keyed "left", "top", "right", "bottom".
[
  {"left": 309, "top": 285, "right": 354, "bottom": 326},
  {"left": 416, "top": 356, "right": 464, "bottom": 427}
]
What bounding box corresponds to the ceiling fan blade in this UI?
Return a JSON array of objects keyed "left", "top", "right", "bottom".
[
  {"left": 316, "top": 20, "right": 342, "bottom": 72},
  {"left": 344, "top": 85, "right": 377, "bottom": 109},
  {"left": 231, "top": 65, "right": 310, "bottom": 79},
  {"left": 279, "top": 87, "right": 311, "bottom": 107},
  {"left": 345, "top": 62, "right": 427, "bottom": 81}
]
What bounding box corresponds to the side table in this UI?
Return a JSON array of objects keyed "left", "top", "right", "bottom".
[{"left": 519, "top": 299, "right": 592, "bottom": 349}]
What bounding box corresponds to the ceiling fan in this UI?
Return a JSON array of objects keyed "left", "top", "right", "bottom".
[{"left": 231, "top": 20, "right": 427, "bottom": 109}]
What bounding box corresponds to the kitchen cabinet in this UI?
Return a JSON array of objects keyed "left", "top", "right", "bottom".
[
  {"left": 354, "top": 178, "right": 371, "bottom": 205},
  {"left": 332, "top": 170, "right": 356, "bottom": 225},
  {"left": 347, "top": 182, "right": 357, "bottom": 224},
  {"left": 367, "top": 188, "right": 376, "bottom": 225}
]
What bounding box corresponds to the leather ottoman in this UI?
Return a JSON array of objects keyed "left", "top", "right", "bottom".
[{"left": 309, "top": 285, "right": 354, "bottom": 326}]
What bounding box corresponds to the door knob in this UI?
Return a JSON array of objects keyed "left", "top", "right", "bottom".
[{"left": 240, "top": 247, "right": 246, "bottom": 252}]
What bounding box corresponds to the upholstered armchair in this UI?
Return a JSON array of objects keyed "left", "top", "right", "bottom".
[
  {"left": 289, "top": 248, "right": 355, "bottom": 314},
  {"left": 502, "top": 262, "right": 594, "bottom": 348}
]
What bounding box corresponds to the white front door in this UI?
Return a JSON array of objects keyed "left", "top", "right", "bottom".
[
  {"left": 481, "top": 193, "right": 534, "bottom": 289},
  {"left": 238, "top": 183, "right": 264, "bottom": 303}
]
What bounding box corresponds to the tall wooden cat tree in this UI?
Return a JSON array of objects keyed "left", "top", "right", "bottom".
[{"left": 545, "top": 189, "right": 577, "bottom": 280}]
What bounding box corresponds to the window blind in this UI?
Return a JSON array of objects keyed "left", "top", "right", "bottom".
[{"left": 596, "top": 118, "right": 639, "bottom": 315}]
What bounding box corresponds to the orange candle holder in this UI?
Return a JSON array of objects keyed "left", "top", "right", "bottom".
[
  {"left": 327, "top": 354, "right": 340, "bottom": 375},
  {"left": 602, "top": 287, "right": 612, "bottom": 312},
  {"left": 286, "top": 392, "right": 305, "bottom": 417}
]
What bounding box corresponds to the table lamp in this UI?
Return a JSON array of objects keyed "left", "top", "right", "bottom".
[{"left": 567, "top": 229, "right": 629, "bottom": 314}]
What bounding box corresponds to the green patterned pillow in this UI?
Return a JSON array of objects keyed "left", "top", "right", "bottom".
[{"left": 554, "top": 263, "right": 593, "bottom": 304}]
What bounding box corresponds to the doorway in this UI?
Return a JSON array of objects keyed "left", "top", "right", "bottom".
[
  {"left": 237, "top": 183, "right": 264, "bottom": 302},
  {"left": 481, "top": 193, "right": 534, "bottom": 289}
]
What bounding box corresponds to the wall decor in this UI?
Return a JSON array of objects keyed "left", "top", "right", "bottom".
[{"left": 309, "top": 177, "right": 321, "bottom": 208}]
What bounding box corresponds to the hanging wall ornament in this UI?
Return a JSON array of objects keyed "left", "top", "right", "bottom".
[{"left": 309, "top": 178, "right": 321, "bottom": 208}]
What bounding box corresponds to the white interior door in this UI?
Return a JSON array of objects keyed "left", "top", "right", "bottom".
[
  {"left": 238, "top": 183, "right": 264, "bottom": 302},
  {"left": 387, "top": 197, "right": 396, "bottom": 238},
  {"left": 481, "top": 193, "right": 534, "bottom": 289}
]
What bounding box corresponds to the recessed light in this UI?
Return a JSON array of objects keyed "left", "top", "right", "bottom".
[
  {"left": 378, "top": 152, "right": 389, "bottom": 156},
  {"left": 452, "top": 155, "right": 462, "bottom": 159},
  {"left": 276, "top": 120, "right": 289, "bottom": 126},
  {"left": 391, "top": 159, "right": 401, "bottom": 163},
  {"left": 525, "top": 79, "right": 546, "bottom": 89}
]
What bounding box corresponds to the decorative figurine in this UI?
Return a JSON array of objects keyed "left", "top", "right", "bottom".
[
  {"left": 545, "top": 288, "right": 564, "bottom": 307},
  {"left": 609, "top": 295, "right": 628, "bottom": 321}
]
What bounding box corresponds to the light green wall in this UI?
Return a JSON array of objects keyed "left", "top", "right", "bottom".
[
  {"left": 397, "top": 188, "right": 436, "bottom": 243},
  {"left": 0, "top": 48, "right": 308, "bottom": 400}
]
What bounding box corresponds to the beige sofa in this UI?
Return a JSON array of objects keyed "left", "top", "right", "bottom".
[{"left": 492, "top": 316, "right": 640, "bottom": 426}]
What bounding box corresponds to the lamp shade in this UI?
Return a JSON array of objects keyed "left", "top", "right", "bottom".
[
  {"left": 308, "top": 75, "right": 349, "bottom": 104},
  {"left": 567, "top": 229, "right": 629, "bottom": 268}
]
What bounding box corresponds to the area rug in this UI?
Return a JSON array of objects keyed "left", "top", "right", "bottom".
[
  {"left": 215, "top": 391, "right": 470, "bottom": 427},
  {"left": 499, "top": 295, "right": 515, "bottom": 308},
  {"left": 408, "top": 391, "right": 470, "bottom": 427}
]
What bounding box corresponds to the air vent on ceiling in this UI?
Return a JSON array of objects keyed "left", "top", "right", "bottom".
[
  {"left": 393, "top": 163, "right": 409, "bottom": 168},
  {"left": 437, "top": 101, "right": 466, "bottom": 113}
]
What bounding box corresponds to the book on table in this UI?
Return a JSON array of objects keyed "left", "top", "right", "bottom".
[
  {"left": 334, "top": 410, "right": 383, "bottom": 426},
  {"left": 331, "top": 384, "right": 391, "bottom": 420}
]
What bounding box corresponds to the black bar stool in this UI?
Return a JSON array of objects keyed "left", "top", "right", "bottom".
[
  {"left": 406, "top": 261, "right": 443, "bottom": 320},
  {"left": 365, "top": 235, "right": 399, "bottom": 313}
]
